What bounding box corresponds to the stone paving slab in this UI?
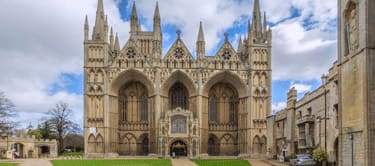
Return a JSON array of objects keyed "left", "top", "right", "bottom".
[
  {"left": 172, "top": 158, "right": 197, "bottom": 166},
  {"left": 247, "top": 159, "right": 288, "bottom": 166},
  {"left": 18, "top": 159, "right": 52, "bottom": 166}
]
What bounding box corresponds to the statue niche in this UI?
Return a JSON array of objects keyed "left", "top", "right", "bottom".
[{"left": 345, "top": 2, "right": 359, "bottom": 54}]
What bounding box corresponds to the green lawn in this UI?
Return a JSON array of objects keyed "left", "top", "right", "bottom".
[
  {"left": 192, "top": 159, "right": 251, "bottom": 166},
  {"left": 52, "top": 159, "right": 172, "bottom": 166},
  {"left": 0, "top": 163, "right": 17, "bottom": 166}
]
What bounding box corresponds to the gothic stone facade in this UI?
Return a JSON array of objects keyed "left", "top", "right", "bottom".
[
  {"left": 84, "top": 0, "right": 272, "bottom": 158},
  {"left": 267, "top": 63, "right": 340, "bottom": 163}
]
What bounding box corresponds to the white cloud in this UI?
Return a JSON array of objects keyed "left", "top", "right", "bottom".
[
  {"left": 290, "top": 82, "right": 313, "bottom": 94},
  {"left": 272, "top": 102, "right": 286, "bottom": 113},
  {"left": 0, "top": 0, "right": 129, "bottom": 127}
]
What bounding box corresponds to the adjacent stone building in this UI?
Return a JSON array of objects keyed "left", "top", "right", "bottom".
[
  {"left": 0, "top": 132, "right": 57, "bottom": 159},
  {"left": 338, "top": 0, "right": 375, "bottom": 165},
  {"left": 84, "top": 0, "right": 272, "bottom": 158},
  {"left": 267, "top": 63, "right": 340, "bottom": 163}
]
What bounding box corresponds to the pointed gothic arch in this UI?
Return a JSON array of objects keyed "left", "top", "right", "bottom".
[
  {"left": 161, "top": 70, "right": 196, "bottom": 97},
  {"left": 119, "top": 133, "right": 137, "bottom": 155},
  {"left": 203, "top": 71, "right": 247, "bottom": 98},
  {"left": 252, "top": 135, "right": 261, "bottom": 154},
  {"left": 110, "top": 69, "right": 154, "bottom": 96},
  {"left": 96, "top": 134, "right": 104, "bottom": 153}
]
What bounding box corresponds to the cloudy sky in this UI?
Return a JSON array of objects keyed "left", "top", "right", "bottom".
[{"left": 0, "top": 0, "right": 337, "bottom": 128}]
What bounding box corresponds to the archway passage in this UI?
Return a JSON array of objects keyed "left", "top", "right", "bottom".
[
  {"left": 170, "top": 140, "right": 187, "bottom": 156},
  {"left": 39, "top": 146, "right": 50, "bottom": 158},
  {"left": 13, "top": 143, "right": 24, "bottom": 158}
]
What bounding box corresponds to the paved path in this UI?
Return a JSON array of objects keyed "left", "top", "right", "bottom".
[
  {"left": 19, "top": 159, "right": 52, "bottom": 166},
  {"left": 171, "top": 158, "right": 197, "bottom": 166},
  {"left": 247, "top": 159, "right": 287, "bottom": 166}
]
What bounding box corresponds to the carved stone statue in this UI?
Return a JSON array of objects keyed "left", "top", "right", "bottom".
[{"left": 347, "top": 7, "right": 359, "bottom": 53}]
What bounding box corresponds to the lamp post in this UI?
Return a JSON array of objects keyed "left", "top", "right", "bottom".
[
  {"left": 348, "top": 133, "right": 354, "bottom": 166},
  {"left": 324, "top": 85, "right": 327, "bottom": 153}
]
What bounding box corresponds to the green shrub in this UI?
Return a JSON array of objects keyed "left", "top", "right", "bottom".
[{"left": 312, "top": 149, "right": 327, "bottom": 164}]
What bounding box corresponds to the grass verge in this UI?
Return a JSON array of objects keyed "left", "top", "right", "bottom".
[{"left": 52, "top": 159, "right": 172, "bottom": 166}]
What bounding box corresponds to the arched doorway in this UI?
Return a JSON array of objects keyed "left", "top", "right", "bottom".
[
  {"left": 39, "top": 146, "right": 50, "bottom": 158},
  {"left": 170, "top": 140, "right": 187, "bottom": 156}
]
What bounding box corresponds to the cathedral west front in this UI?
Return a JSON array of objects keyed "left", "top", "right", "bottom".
[{"left": 84, "top": 0, "right": 272, "bottom": 158}]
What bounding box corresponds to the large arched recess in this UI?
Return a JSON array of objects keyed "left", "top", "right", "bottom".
[
  {"left": 110, "top": 69, "right": 155, "bottom": 97},
  {"left": 202, "top": 71, "right": 248, "bottom": 98},
  {"left": 161, "top": 70, "right": 196, "bottom": 97},
  {"left": 108, "top": 69, "right": 155, "bottom": 154}
]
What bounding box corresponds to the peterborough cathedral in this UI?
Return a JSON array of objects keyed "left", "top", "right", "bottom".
[{"left": 84, "top": 0, "right": 271, "bottom": 158}]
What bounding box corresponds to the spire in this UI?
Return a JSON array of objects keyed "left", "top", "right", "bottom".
[
  {"left": 252, "top": 0, "right": 262, "bottom": 33},
  {"left": 237, "top": 36, "right": 243, "bottom": 52},
  {"left": 263, "top": 11, "right": 267, "bottom": 32},
  {"left": 224, "top": 32, "right": 229, "bottom": 42},
  {"left": 84, "top": 15, "right": 89, "bottom": 41},
  {"left": 153, "top": 1, "right": 161, "bottom": 39},
  {"left": 130, "top": 1, "right": 140, "bottom": 34},
  {"left": 154, "top": 1, "right": 160, "bottom": 20},
  {"left": 93, "top": 0, "right": 105, "bottom": 40},
  {"left": 114, "top": 33, "right": 120, "bottom": 52},
  {"left": 109, "top": 27, "right": 114, "bottom": 50},
  {"left": 196, "top": 22, "right": 206, "bottom": 59},
  {"left": 197, "top": 21, "right": 205, "bottom": 42}
]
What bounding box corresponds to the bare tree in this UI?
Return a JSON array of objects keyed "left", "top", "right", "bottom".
[
  {"left": 45, "top": 102, "right": 79, "bottom": 153},
  {"left": 0, "top": 92, "right": 16, "bottom": 132}
]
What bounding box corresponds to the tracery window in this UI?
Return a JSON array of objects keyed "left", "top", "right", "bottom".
[
  {"left": 174, "top": 48, "right": 184, "bottom": 59},
  {"left": 127, "top": 49, "right": 136, "bottom": 59},
  {"left": 208, "top": 83, "right": 238, "bottom": 124},
  {"left": 119, "top": 82, "right": 148, "bottom": 123},
  {"left": 222, "top": 50, "right": 231, "bottom": 60},
  {"left": 141, "top": 95, "right": 148, "bottom": 122},
  {"left": 171, "top": 115, "right": 187, "bottom": 133},
  {"left": 170, "top": 83, "right": 188, "bottom": 109},
  {"left": 209, "top": 96, "right": 217, "bottom": 123}
]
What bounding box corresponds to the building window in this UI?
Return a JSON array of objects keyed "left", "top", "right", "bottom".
[
  {"left": 127, "top": 49, "right": 136, "bottom": 58},
  {"left": 119, "top": 82, "right": 148, "bottom": 123},
  {"left": 230, "top": 96, "right": 236, "bottom": 123},
  {"left": 141, "top": 96, "right": 148, "bottom": 122},
  {"left": 209, "top": 96, "right": 217, "bottom": 123},
  {"left": 174, "top": 48, "right": 184, "bottom": 59},
  {"left": 170, "top": 83, "right": 189, "bottom": 109},
  {"left": 222, "top": 50, "right": 231, "bottom": 60},
  {"left": 307, "top": 107, "right": 312, "bottom": 115},
  {"left": 171, "top": 115, "right": 187, "bottom": 133}
]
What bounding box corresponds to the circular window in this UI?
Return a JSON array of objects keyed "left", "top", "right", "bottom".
[
  {"left": 222, "top": 50, "right": 231, "bottom": 60},
  {"left": 127, "top": 49, "right": 136, "bottom": 59},
  {"left": 175, "top": 48, "right": 184, "bottom": 59}
]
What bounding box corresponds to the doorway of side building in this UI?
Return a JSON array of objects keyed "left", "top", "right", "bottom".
[
  {"left": 170, "top": 140, "right": 187, "bottom": 156},
  {"left": 39, "top": 146, "right": 50, "bottom": 158},
  {"left": 334, "top": 137, "right": 339, "bottom": 165},
  {"left": 13, "top": 143, "right": 24, "bottom": 158}
]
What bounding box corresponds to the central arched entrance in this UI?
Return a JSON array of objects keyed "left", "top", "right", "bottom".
[{"left": 170, "top": 140, "right": 187, "bottom": 156}]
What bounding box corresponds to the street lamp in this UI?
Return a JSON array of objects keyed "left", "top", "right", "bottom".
[{"left": 348, "top": 133, "right": 354, "bottom": 166}]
